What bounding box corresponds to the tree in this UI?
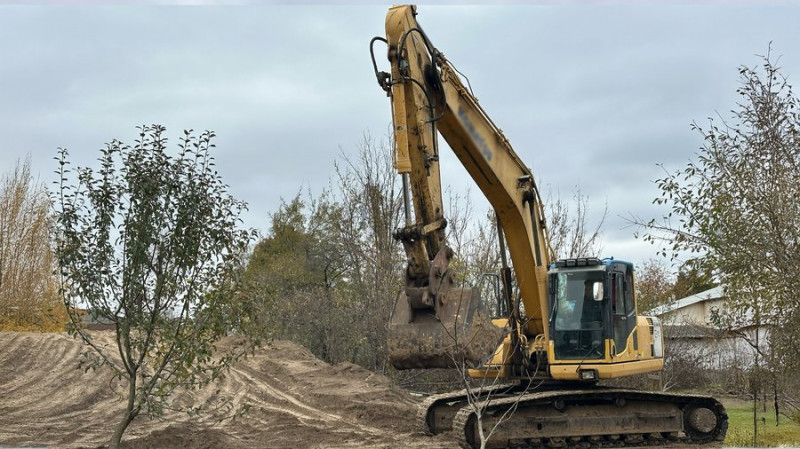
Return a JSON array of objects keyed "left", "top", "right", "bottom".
[
  {"left": 634, "top": 258, "right": 675, "bottom": 314},
  {"left": 244, "top": 193, "right": 351, "bottom": 364},
  {"left": 671, "top": 258, "right": 716, "bottom": 300},
  {"left": 0, "top": 157, "right": 66, "bottom": 331},
  {"left": 546, "top": 186, "right": 607, "bottom": 260},
  {"left": 636, "top": 50, "right": 800, "bottom": 429},
  {"left": 449, "top": 362, "right": 538, "bottom": 449},
  {"left": 445, "top": 189, "right": 502, "bottom": 292},
  {"left": 328, "top": 134, "right": 405, "bottom": 371},
  {"left": 53, "top": 125, "right": 261, "bottom": 449},
  {"left": 243, "top": 133, "right": 404, "bottom": 372}
]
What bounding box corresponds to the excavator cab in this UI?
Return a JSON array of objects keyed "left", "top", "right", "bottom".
[
  {"left": 546, "top": 258, "right": 667, "bottom": 381},
  {"left": 548, "top": 259, "right": 608, "bottom": 361}
]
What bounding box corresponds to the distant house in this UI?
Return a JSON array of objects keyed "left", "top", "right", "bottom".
[
  {"left": 648, "top": 286, "right": 726, "bottom": 326},
  {"left": 645, "top": 286, "right": 767, "bottom": 370}
]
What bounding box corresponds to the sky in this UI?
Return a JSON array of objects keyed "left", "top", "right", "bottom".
[{"left": 1, "top": 3, "right": 798, "bottom": 271}]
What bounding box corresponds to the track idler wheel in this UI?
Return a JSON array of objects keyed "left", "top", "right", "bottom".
[{"left": 683, "top": 402, "right": 727, "bottom": 442}]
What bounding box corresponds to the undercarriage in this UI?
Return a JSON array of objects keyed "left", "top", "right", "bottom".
[{"left": 421, "top": 384, "right": 728, "bottom": 449}]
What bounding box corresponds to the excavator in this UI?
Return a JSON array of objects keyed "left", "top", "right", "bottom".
[{"left": 370, "top": 5, "right": 728, "bottom": 448}]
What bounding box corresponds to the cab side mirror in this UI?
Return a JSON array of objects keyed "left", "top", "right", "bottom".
[{"left": 592, "top": 282, "right": 604, "bottom": 301}]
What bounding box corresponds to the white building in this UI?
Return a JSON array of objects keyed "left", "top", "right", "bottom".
[{"left": 646, "top": 286, "right": 768, "bottom": 370}]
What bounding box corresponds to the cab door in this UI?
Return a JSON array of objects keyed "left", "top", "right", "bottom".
[{"left": 611, "top": 264, "right": 636, "bottom": 355}]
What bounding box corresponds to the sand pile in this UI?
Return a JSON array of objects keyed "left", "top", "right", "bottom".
[{"left": 0, "top": 332, "right": 452, "bottom": 448}]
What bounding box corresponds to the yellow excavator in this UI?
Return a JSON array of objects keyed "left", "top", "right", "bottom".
[{"left": 370, "top": 5, "right": 727, "bottom": 448}]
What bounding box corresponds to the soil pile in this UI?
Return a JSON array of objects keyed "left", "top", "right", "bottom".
[{"left": 0, "top": 332, "right": 453, "bottom": 448}]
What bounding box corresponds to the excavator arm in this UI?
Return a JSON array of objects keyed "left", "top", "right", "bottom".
[
  {"left": 375, "top": 5, "right": 552, "bottom": 371},
  {"left": 413, "top": 32, "right": 554, "bottom": 339}
]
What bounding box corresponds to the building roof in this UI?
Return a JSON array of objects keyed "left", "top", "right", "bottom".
[
  {"left": 646, "top": 285, "right": 725, "bottom": 317},
  {"left": 663, "top": 323, "right": 722, "bottom": 339}
]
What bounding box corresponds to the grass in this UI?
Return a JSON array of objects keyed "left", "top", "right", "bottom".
[{"left": 723, "top": 400, "right": 800, "bottom": 448}]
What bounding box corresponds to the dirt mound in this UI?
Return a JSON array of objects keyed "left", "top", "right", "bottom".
[{"left": 0, "top": 332, "right": 452, "bottom": 448}]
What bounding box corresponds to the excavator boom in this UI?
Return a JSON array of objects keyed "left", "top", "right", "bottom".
[{"left": 371, "top": 5, "right": 728, "bottom": 447}]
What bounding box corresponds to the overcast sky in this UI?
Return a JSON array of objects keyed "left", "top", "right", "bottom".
[{"left": 1, "top": 3, "right": 798, "bottom": 270}]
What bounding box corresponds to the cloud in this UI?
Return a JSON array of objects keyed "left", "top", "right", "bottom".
[{"left": 1, "top": 4, "right": 799, "bottom": 270}]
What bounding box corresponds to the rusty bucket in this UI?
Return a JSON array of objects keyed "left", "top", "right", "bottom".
[{"left": 387, "top": 287, "right": 502, "bottom": 370}]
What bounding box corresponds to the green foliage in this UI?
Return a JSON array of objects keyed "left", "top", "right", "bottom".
[
  {"left": 643, "top": 50, "right": 800, "bottom": 325},
  {"left": 634, "top": 258, "right": 674, "bottom": 314},
  {"left": 671, "top": 258, "right": 716, "bottom": 300},
  {"left": 53, "top": 125, "right": 261, "bottom": 448},
  {"left": 638, "top": 49, "right": 800, "bottom": 425},
  {"left": 243, "top": 135, "right": 404, "bottom": 372},
  {"left": 725, "top": 405, "right": 800, "bottom": 447},
  {"left": 244, "top": 194, "right": 347, "bottom": 359}
]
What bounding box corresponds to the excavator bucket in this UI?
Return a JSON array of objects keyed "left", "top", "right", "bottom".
[{"left": 388, "top": 287, "right": 502, "bottom": 370}]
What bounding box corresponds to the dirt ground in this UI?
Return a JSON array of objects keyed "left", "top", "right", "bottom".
[{"left": 0, "top": 332, "right": 454, "bottom": 448}]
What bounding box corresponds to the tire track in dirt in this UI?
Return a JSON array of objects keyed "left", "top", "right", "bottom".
[
  {"left": 0, "top": 332, "right": 122, "bottom": 447},
  {"left": 235, "top": 363, "right": 343, "bottom": 422},
  {"left": 230, "top": 363, "right": 400, "bottom": 446},
  {"left": 3, "top": 334, "right": 79, "bottom": 405},
  {"left": 0, "top": 332, "right": 453, "bottom": 449},
  {"left": 216, "top": 347, "right": 413, "bottom": 447}
]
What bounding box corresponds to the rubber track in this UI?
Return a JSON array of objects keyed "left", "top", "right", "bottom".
[{"left": 450, "top": 389, "right": 728, "bottom": 449}]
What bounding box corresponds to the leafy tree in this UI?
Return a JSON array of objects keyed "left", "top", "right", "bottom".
[
  {"left": 244, "top": 134, "right": 404, "bottom": 372},
  {"left": 244, "top": 194, "right": 349, "bottom": 362},
  {"left": 671, "top": 258, "right": 716, "bottom": 300},
  {"left": 636, "top": 50, "right": 800, "bottom": 425},
  {"left": 634, "top": 258, "right": 717, "bottom": 314},
  {"left": 0, "top": 157, "right": 66, "bottom": 331},
  {"left": 634, "top": 258, "right": 675, "bottom": 314},
  {"left": 53, "top": 125, "right": 261, "bottom": 449}
]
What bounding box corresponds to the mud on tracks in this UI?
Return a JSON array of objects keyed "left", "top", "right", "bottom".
[{"left": 0, "top": 332, "right": 452, "bottom": 448}]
